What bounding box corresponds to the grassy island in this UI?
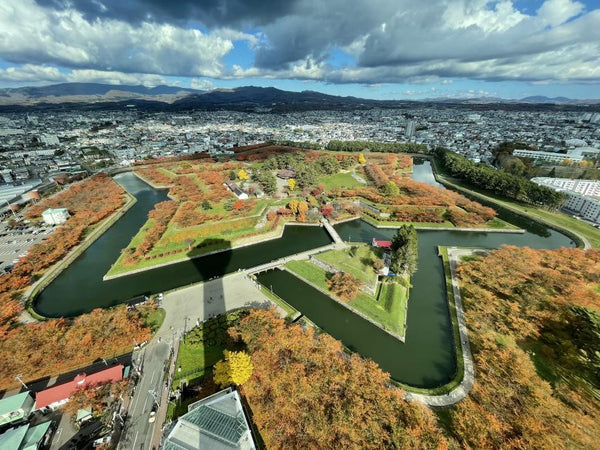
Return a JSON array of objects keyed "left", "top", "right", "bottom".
[{"left": 285, "top": 243, "right": 409, "bottom": 337}]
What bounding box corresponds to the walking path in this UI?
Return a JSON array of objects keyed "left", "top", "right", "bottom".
[
  {"left": 246, "top": 242, "right": 346, "bottom": 275},
  {"left": 322, "top": 218, "right": 345, "bottom": 244},
  {"left": 351, "top": 166, "right": 367, "bottom": 184},
  {"left": 404, "top": 247, "right": 475, "bottom": 406}
]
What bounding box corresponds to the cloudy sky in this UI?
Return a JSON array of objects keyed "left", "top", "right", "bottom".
[{"left": 0, "top": 0, "right": 599, "bottom": 99}]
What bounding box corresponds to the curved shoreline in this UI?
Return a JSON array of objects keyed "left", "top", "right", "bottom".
[
  {"left": 26, "top": 188, "right": 138, "bottom": 320},
  {"left": 429, "top": 158, "right": 591, "bottom": 249}
]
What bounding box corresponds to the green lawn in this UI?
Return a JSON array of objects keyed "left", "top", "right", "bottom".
[
  {"left": 140, "top": 307, "right": 166, "bottom": 333},
  {"left": 318, "top": 172, "right": 363, "bottom": 189},
  {"left": 285, "top": 259, "right": 408, "bottom": 336},
  {"left": 315, "top": 245, "right": 381, "bottom": 285},
  {"left": 485, "top": 218, "right": 518, "bottom": 229},
  {"left": 360, "top": 213, "right": 454, "bottom": 229},
  {"left": 173, "top": 340, "right": 224, "bottom": 388},
  {"left": 378, "top": 281, "right": 407, "bottom": 332}
]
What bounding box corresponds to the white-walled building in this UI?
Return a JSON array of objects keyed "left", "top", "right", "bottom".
[
  {"left": 532, "top": 178, "right": 600, "bottom": 197},
  {"left": 513, "top": 149, "right": 583, "bottom": 164},
  {"left": 41, "top": 208, "right": 70, "bottom": 225},
  {"left": 562, "top": 192, "right": 600, "bottom": 224}
]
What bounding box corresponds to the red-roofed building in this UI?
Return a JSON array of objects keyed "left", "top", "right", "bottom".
[
  {"left": 372, "top": 238, "right": 392, "bottom": 249},
  {"left": 35, "top": 365, "right": 124, "bottom": 410}
]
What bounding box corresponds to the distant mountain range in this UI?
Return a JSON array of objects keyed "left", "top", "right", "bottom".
[{"left": 0, "top": 82, "right": 598, "bottom": 112}]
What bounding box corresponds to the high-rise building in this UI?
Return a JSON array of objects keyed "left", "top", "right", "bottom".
[{"left": 405, "top": 120, "right": 416, "bottom": 139}]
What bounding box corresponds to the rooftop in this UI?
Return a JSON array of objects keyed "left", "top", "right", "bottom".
[
  {"left": 0, "top": 391, "right": 32, "bottom": 417},
  {"left": 35, "top": 364, "right": 123, "bottom": 410},
  {"left": 164, "top": 388, "right": 255, "bottom": 450}
]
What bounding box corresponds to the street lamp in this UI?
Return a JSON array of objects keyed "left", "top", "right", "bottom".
[
  {"left": 183, "top": 316, "right": 188, "bottom": 343},
  {"left": 2, "top": 199, "right": 16, "bottom": 218},
  {"left": 15, "top": 374, "right": 28, "bottom": 389}
]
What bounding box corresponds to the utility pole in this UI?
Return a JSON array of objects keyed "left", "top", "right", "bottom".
[
  {"left": 183, "top": 316, "right": 188, "bottom": 343},
  {"left": 15, "top": 374, "right": 28, "bottom": 389}
]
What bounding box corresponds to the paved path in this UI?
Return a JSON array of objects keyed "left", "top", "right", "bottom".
[
  {"left": 322, "top": 219, "right": 344, "bottom": 244},
  {"left": 246, "top": 242, "right": 345, "bottom": 275},
  {"left": 405, "top": 247, "right": 475, "bottom": 406},
  {"left": 351, "top": 166, "right": 367, "bottom": 184}
]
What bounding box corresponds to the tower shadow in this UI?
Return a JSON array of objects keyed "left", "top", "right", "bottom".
[{"left": 174, "top": 238, "right": 233, "bottom": 404}]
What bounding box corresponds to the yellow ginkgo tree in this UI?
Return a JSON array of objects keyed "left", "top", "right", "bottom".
[
  {"left": 213, "top": 350, "right": 253, "bottom": 387},
  {"left": 237, "top": 169, "right": 249, "bottom": 181}
]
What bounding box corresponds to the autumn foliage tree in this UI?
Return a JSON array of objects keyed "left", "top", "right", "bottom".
[
  {"left": 449, "top": 246, "right": 600, "bottom": 448},
  {"left": 0, "top": 305, "right": 153, "bottom": 390},
  {"left": 327, "top": 272, "right": 363, "bottom": 300},
  {"left": 62, "top": 380, "right": 128, "bottom": 423},
  {"left": 1, "top": 175, "right": 127, "bottom": 327},
  {"left": 228, "top": 309, "right": 448, "bottom": 449},
  {"left": 213, "top": 350, "right": 253, "bottom": 387}
]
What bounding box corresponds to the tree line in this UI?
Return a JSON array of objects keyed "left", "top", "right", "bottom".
[
  {"left": 327, "top": 140, "right": 428, "bottom": 154},
  {"left": 435, "top": 148, "right": 567, "bottom": 209}
]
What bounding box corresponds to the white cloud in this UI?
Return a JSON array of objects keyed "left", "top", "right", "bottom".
[
  {"left": 0, "top": 65, "right": 64, "bottom": 83},
  {"left": 0, "top": 0, "right": 233, "bottom": 77},
  {"left": 0, "top": 0, "right": 599, "bottom": 88},
  {"left": 0, "top": 64, "right": 168, "bottom": 86},
  {"left": 190, "top": 78, "right": 215, "bottom": 90},
  {"left": 537, "top": 0, "right": 584, "bottom": 27}
]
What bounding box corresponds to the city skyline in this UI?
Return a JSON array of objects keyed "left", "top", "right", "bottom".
[{"left": 0, "top": 0, "right": 599, "bottom": 100}]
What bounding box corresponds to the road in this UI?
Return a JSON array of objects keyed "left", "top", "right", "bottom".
[{"left": 119, "top": 341, "right": 170, "bottom": 450}]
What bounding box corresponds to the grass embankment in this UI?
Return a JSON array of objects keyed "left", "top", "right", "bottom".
[
  {"left": 315, "top": 245, "right": 380, "bottom": 285},
  {"left": 105, "top": 207, "right": 292, "bottom": 278},
  {"left": 257, "top": 283, "right": 298, "bottom": 318},
  {"left": 318, "top": 172, "right": 363, "bottom": 189},
  {"left": 434, "top": 170, "right": 600, "bottom": 249},
  {"left": 285, "top": 250, "right": 408, "bottom": 336}
]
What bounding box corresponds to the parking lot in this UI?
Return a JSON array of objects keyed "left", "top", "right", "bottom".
[{"left": 0, "top": 219, "right": 55, "bottom": 272}]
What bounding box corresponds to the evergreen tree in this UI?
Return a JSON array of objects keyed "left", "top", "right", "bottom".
[{"left": 390, "top": 225, "right": 418, "bottom": 275}]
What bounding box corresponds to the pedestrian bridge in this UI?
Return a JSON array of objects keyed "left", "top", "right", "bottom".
[
  {"left": 246, "top": 242, "right": 346, "bottom": 275},
  {"left": 322, "top": 219, "right": 344, "bottom": 244}
]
